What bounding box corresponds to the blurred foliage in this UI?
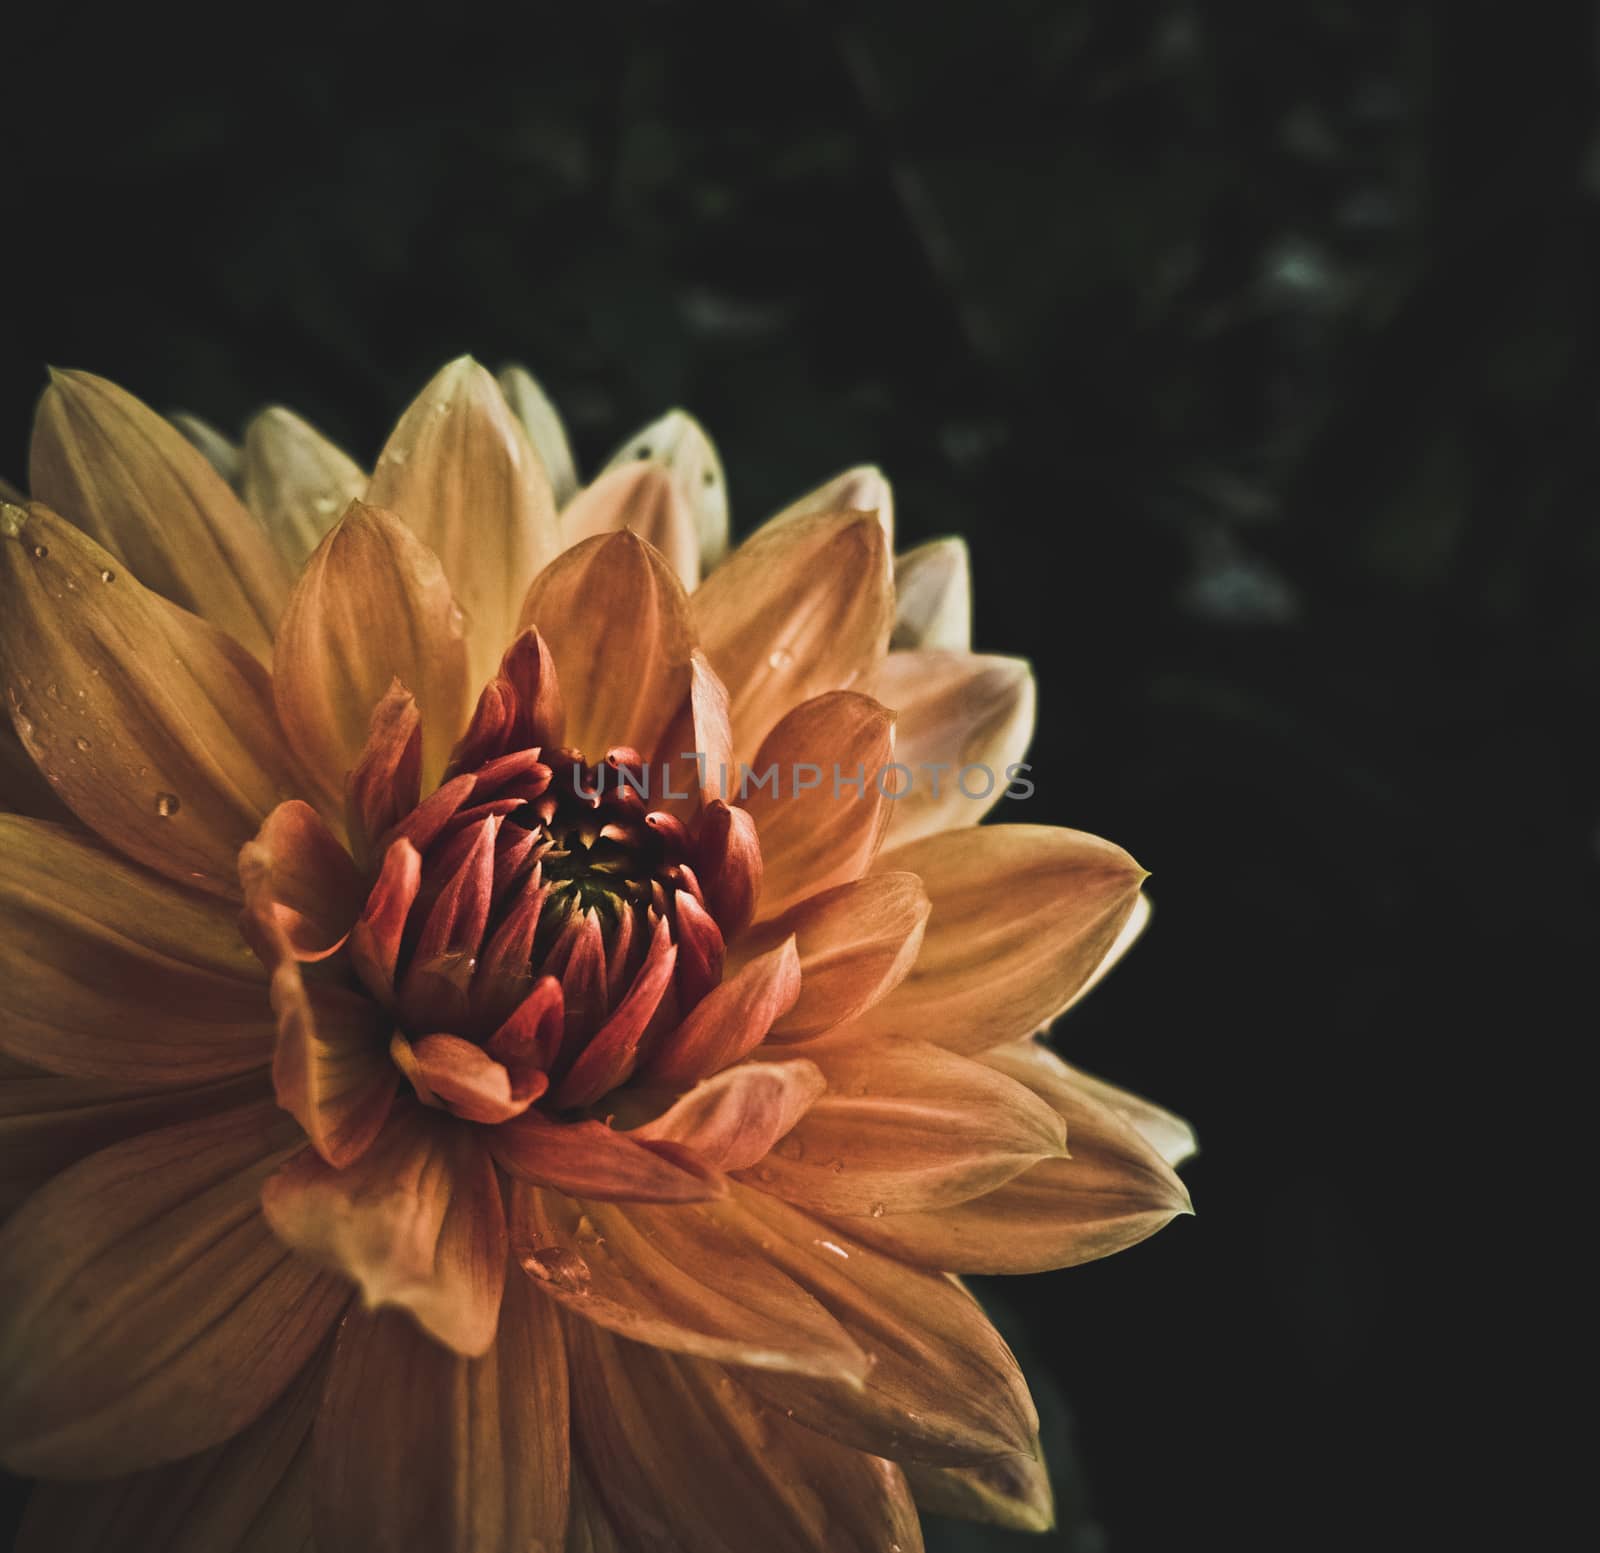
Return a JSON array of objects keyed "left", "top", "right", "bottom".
[{"left": 3, "top": 1, "right": 1595, "bottom": 1547}]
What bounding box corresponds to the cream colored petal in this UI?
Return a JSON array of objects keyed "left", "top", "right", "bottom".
[
  {"left": 857, "top": 825, "right": 1147, "bottom": 1052},
  {"left": 273, "top": 500, "right": 471, "bottom": 800},
  {"left": 367, "top": 357, "right": 561, "bottom": 689},
  {"left": 563, "top": 462, "right": 700, "bottom": 590},
  {"left": 903, "top": 1449, "right": 1054, "bottom": 1534},
  {"left": 0, "top": 817, "right": 274, "bottom": 1081},
  {"left": 518, "top": 530, "right": 694, "bottom": 761},
  {"left": 17, "top": 1343, "right": 325, "bottom": 1553},
  {"left": 0, "top": 503, "right": 310, "bottom": 896},
  {"left": 510, "top": 1183, "right": 867, "bottom": 1381},
  {"left": 631, "top": 1058, "right": 826, "bottom": 1171},
  {"left": 873, "top": 650, "right": 1035, "bottom": 849},
  {"left": 168, "top": 411, "right": 242, "bottom": 487},
  {"left": 892, "top": 537, "right": 971, "bottom": 651},
  {"left": 314, "top": 1275, "right": 569, "bottom": 1553},
  {"left": 0, "top": 1100, "right": 347, "bottom": 1477},
  {"left": 600, "top": 408, "right": 728, "bottom": 574},
  {"left": 1063, "top": 888, "right": 1152, "bottom": 1012},
  {"left": 261, "top": 1104, "right": 506, "bottom": 1357},
  {"left": 693, "top": 510, "right": 893, "bottom": 762},
  {"left": 30, "top": 370, "right": 291, "bottom": 660},
  {"left": 498, "top": 363, "right": 579, "bottom": 505},
  {"left": 739, "top": 1035, "right": 1065, "bottom": 1215},
  {"left": 767, "top": 465, "right": 894, "bottom": 551},
  {"left": 565, "top": 1317, "right": 923, "bottom": 1553},
  {"left": 740, "top": 691, "right": 895, "bottom": 921},
  {"left": 240, "top": 405, "right": 366, "bottom": 567}
]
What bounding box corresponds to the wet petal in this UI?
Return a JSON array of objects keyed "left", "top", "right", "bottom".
[
  {"left": 599, "top": 408, "right": 728, "bottom": 574},
  {"left": 498, "top": 362, "right": 578, "bottom": 505},
  {"left": 631, "top": 1058, "right": 826, "bottom": 1171},
  {"left": 239, "top": 405, "right": 366, "bottom": 567},
  {"left": 891, "top": 537, "right": 972, "bottom": 651},
  {"left": 491, "top": 1114, "right": 726, "bottom": 1204}
]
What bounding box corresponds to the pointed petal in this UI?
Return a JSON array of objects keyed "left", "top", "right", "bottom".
[
  {"left": 168, "top": 411, "right": 242, "bottom": 486},
  {"left": 0, "top": 500, "right": 310, "bottom": 896},
  {"left": 30, "top": 370, "right": 291, "bottom": 659},
  {"left": 874, "top": 650, "right": 1035, "bottom": 849},
  {"left": 767, "top": 465, "right": 894, "bottom": 551},
  {"left": 498, "top": 362, "right": 579, "bottom": 504},
  {"left": 446, "top": 626, "right": 565, "bottom": 777},
  {"left": 367, "top": 357, "right": 561, "bottom": 689},
  {"left": 650, "top": 648, "right": 735, "bottom": 813},
  {"left": 518, "top": 530, "right": 694, "bottom": 761},
  {"left": 1048, "top": 1057, "right": 1197, "bottom": 1167},
  {"left": 600, "top": 407, "right": 728, "bottom": 573},
  {"left": 692, "top": 798, "right": 763, "bottom": 938},
  {"left": 273, "top": 500, "right": 470, "bottom": 800},
  {"left": 631, "top": 1058, "right": 825, "bottom": 1171},
  {"left": 239, "top": 799, "right": 365, "bottom": 961},
  {"left": 510, "top": 1184, "right": 867, "bottom": 1380},
  {"left": 407, "top": 1035, "right": 532, "bottom": 1124},
  {"left": 314, "top": 1273, "right": 569, "bottom": 1553},
  {"left": 0, "top": 1101, "right": 347, "bottom": 1477},
  {"left": 344, "top": 680, "right": 422, "bottom": 866},
  {"left": 563, "top": 462, "right": 701, "bottom": 589},
  {"left": 694, "top": 510, "right": 893, "bottom": 761},
  {"left": 904, "top": 1450, "right": 1055, "bottom": 1534},
  {"left": 239, "top": 405, "right": 366, "bottom": 566},
  {"left": 490, "top": 1114, "right": 726, "bottom": 1203},
  {"left": 261, "top": 1104, "right": 507, "bottom": 1357},
  {"left": 740, "top": 691, "right": 895, "bottom": 920},
  {"left": 739, "top": 1035, "right": 1065, "bottom": 1215},
  {"left": 892, "top": 537, "right": 971, "bottom": 651},
  {"left": 1064, "top": 888, "right": 1152, "bottom": 1012},
  {"left": 857, "top": 825, "right": 1148, "bottom": 1052}
]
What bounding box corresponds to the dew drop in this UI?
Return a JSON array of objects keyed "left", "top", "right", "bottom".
[
  {"left": 73, "top": 736, "right": 90, "bottom": 753},
  {"left": 828, "top": 1158, "right": 844, "bottom": 1173},
  {"left": 519, "top": 1247, "right": 591, "bottom": 1295},
  {"left": 702, "top": 468, "right": 716, "bottom": 486},
  {"left": 154, "top": 791, "right": 181, "bottom": 818},
  {"left": 869, "top": 1202, "right": 886, "bottom": 1218},
  {"left": 384, "top": 445, "right": 409, "bottom": 465},
  {"left": 29, "top": 544, "right": 48, "bottom": 560},
  {"left": 635, "top": 444, "right": 653, "bottom": 460},
  {"left": 312, "top": 493, "right": 339, "bottom": 515},
  {"left": 99, "top": 568, "right": 116, "bottom": 583},
  {"left": 767, "top": 648, "right": 794, "bottom": 671}
]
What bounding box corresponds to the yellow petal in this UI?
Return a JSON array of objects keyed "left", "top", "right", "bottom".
[
  {"left": 857, "top": 825, "right": 1147, "bottom": 1052},
  {"left": 600, "top": 408, "right": 728, "bottom": 573},
  {"left": 313, "top": 1275, "right": 569, "bottom": 1553},
  {"left": 0, "top": 504, "right": 310, "bottom": 896},
  {"left": 739, "top": 1035, "right": 1065, "bottom": 1214},
  {"left": 367, "top": 357, "right": 561, "bottom": 689},
  {"left": 273, "top": 500, "right": 471, "bottom": 799},
  {"left": 239, "top": 405, "right": 366, "bottom": 567},
  {"left": 892, "top": 537, "right": 971, "bottom": 651},
  {"left": 168, "top": 411, "right": 242, "bottom": 487},
  {"left": 903, "top": 1449, "right": 1054, "bottom": 1534},
  {"left": 693, "top": 510, "right": 892, "bottom": 761},
  {"left": 872, "top": 650, "right": 1035, "bottom": 849},
  {"left": 563, "top": 462, "right": 701, "bottom": 590},
  {"left": 630, "top": 1058, "right": 827, "bottom": 1171},
  {"left": 498, "top": 362, "right": 579, "bottom": 504},
  {"left": 30, "top": 370, "right": 291, "bottom": 660},
  {"left": 0, "top": 1100, "right": 347, "bottom": 1477},
  {"left": 261, "top": 1104, "right": 506, "bottom": 1357}
]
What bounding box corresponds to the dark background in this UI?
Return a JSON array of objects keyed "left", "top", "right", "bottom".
[{"left": 4, "top": 3, "right": 1593, "bottom": 1548}]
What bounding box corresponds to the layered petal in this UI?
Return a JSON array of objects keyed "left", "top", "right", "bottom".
[
  {"left": 0, "top": 501, "right": 311, "bottom": 896},
  {"left": 498, "top": 363, "right": 578, "bottom": 505},
  {"left": 168, "top": 412, "right": 242, "bottom": 485},
  {"left": 891, "top": 537, "right": 971, "bottom": 651},
  {"left": 903, "top": 1450, "right": 1054, "bottom": 1534},
  {"left": 856, "top": 825, "right": 1148, "bottom": 1052},
  {"left": 239, "top": 405, "right": 366, "bottom": 567},
  {"left": 630, "top": 1058, "right": 827, "bottom": 1171},
  {"left": 241, "top": 799, "right": 365, "bottom": 961},
  {"left": 490, "top": 1114, "right": 727, "bottom": 1204},
  {"left": 1048, "top": 1055, "right": 1198, "bottom": 1167},
  {"left": 599, "top": 407, "right": 728, "bottom": 573},
  {"left": 562, "top": 462, "right": 700, "bottom": 590},
  {"left": 0, "top": 720, "right": 72, "bottom": 821},
  {"left": 0, "top": 1101, "right": 347, "bottom": 1476},
  {"left": 29, "top": 370, "right": 291, "bottom": 660}
]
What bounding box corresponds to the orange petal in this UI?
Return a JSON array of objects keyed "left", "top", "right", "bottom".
[
  {"left": 693, "top": 509, "right": 892, "bottom": 761},
  {"left": 407, "top": 1034, "right": 533, "bottom": 1124},
  {"left": 29, "top": 370, "right": 291, "bottom": 661},
  {"left": 510, "top": 1184, "right": 867, "bottom": 1380},
  {"left": 904, "top": 1450, "right": 1055, "bottom": 1534},
  {"left": 740, "top": 691, "right": 895, "bottom": 920},
  {"left": 0, "top": 817, "right": 276, "bottom": 1083},
  {"left": 564, "top": 1318, "right": 922, "bottom": 1553},
  {"left": 239, "top": 405, "right": 366, "bottom": 567},
  {"left": 856, "top": 824, "right": 1148, "bottom": 1052},
  {"left": 630, "top": 1058, "right": 826, "bottom": 1171},
  {"left": 732, "top": 1187, "right": 1038, "bottom": 1465},
  {"left": 490, "top": 1114, "right": 726, "bottom": 1203},
  {"left": 650, "top": 649, "right": 735, "bottom": 816},
  {"left": 273, "top": 500, "right": 471, "bottom": 800},
  {"left": 445, "top": 626, "right": 565, "bottom": 778},
  {"left": 1063, "top": 888, "right": 1152, "bottom": 1013},
  {"left": 344, "top": 680, "right": 423, "bottom": 866},
  {"left": 738, "top": 1035, "right": 1065, "bottom": 1215},
  {"left": 692, "top": 798, "right": 763, "bottom": 938},
  {"left": 873, "top": 650, "right": 1035, "bottom": 849},
  {"left": 599, "top": 408, "right": 728, "bottom": 573},
  {"left": 498, "top": 363, "right": 578, "bottom": 503},
  {"left": 239, "top": 799, "right": 365, "bottom": 961},
  {"left": 367, "top": 357, "right": 561, "bottom": 690},
  {"left": 314, "top": 1274, "right": 568, "bottom": 1553},
  {"left": 563, "top": 461, "right": 701, "bottom": 589},
  {"left": 0, "top": 501, "right": 310, "bottom": 897},
  {"left": 891, "top": 537, "right": 971, "bottom": 651},
  {"left": 737, "top": 871, "right": 929, "bottom": 1041},
  {"left": 641, "top": 935, "right": 801, "bottom": 1087},
  {"left": 518, "top": 530, "right": 694, "bottom": 761},
  {"left": 0, "top": 1101, "right": 347, "bottom": 1477},
  {"left": 261, "top": 1104, "right": 506, "bottom": 1357}
]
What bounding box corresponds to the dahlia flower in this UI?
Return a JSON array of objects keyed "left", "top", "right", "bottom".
[{"left": 0, "top": 358, "right": 1194, "bottom": 1551}]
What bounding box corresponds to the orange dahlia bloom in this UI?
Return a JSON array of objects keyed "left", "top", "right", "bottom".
[{"left": 0, "top": 359, "right": 1193, "bottom": 1551}]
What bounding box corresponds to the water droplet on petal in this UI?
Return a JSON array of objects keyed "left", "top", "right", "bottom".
[
  {"left": 384, "top": 446, "right": 409, "bottom": 465},
  {"left": 73, "top": 736, "right": 90, "bottom": 752},
  {"left": 29, "top": 544, "right": 48, "bottom": 560},
  {"left": 154, "top": 791, "right": 181, "bottom": 818},
  {"left": 99, "top": 568, "right": 116, "bottom": 583},
  {"left": 767, "top": 648, "right": 794, "bottom": 671},
  {"left": 869, "top": 1202, "right": 886, "bottom": 1218},
  {"left": 519, "top": 1247, "right": 591, "bottom": 1294},
  {"left": 312, "top": 493, "right": 339, "bottom": 515}
]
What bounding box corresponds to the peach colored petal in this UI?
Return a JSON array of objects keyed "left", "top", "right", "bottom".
[
  {"left": 599, "top": 408, "right": 728, "bottom": 573},
  {"left": 406, "top": 1034, "right": 534, "bottom": 1124},
  {"left": 565, "top": 1318, "right": 922, "bottom": 1553},
  {"left": 510, "top": 1184, "right": 867, "bottom": 1381},
  {"left": 740, "top": 691, "right": 895, "bottom": 920},
  {"left": 731, "top": 1187, "right": 1038, "bottom": 1465},
  {"left": 17, "top": 1343, "right": 325, "bottom": 1553},
  {"left": 367, "top": 357, "right": 562, "bottom": 689},
  {"left": 491, "top": 1113, "right": 726, "bottom": 1204},
  {"left": 735, "top": 872, "right": 929, "bottom": 1041},
  {"left": 0, "top": 817, "right": 275, "bottom": 1082},
  {"left": 650, "top": 649, "right": 735, "bottom": 816},
  {"left": 692, "top": 798, "right": 763, "bottom": 938},
  {"left": 29, "top": 370, "right": 291, "bottom": 661},
  {"left": 630, "top": 1058, "right": 826, "bottom": 1171},
  {"left": 347, "top": 837, "right": 423, "bottom": 1007},
  {"left": 891, "top": 537, "right": 972, "bottom": 651},
  {"left": 856, "top": 824, "right": 1148, "bottom": 1052},
  {"left": 261, "top": 1104, "right": 506, "bottom": 1357},
  {"left": 273, "top": 500, "right": 471, "bottom": 800},
  {"left": 240, "top": 799, "right": 365, "bottom": 961},
  {"left": 738, "top": 1035, "right": 1065, "bottom": 1215},
  {"left": 0, "top": 1100, "right": 347, "bottom": 1477},
  {"left": 903, "top": 1450, "right": 1055, "bottom": 1534},
  {"left": 315, "top": 1273, "right": 568, "bottom": 1553},
  {"left": 0, "top": 501, "right": 312, "bottom": 897},
  {"left": 1045, "top": 1056, "right": 1197, "bottom": 1167},
  {"left": 518, "top": 530, "right": 694, "bottom": 762},
  {"left": 1063, "top": 888, "right": 1152, "bottom": 1012},
  {"left": 239, "top": 405, "right": 366, "bottom": 567},
  {"left": 872, "top": 649, "right": 1035, "bottom": 849},
  {"left": 693, "top": 509, "right": 892, "bottom": 761},
  {"left": 344, "top": 680, "right": 423, "bottom": 866},
  {"left": 562, "top": 461, "right": 700, "bottom": 589}
]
